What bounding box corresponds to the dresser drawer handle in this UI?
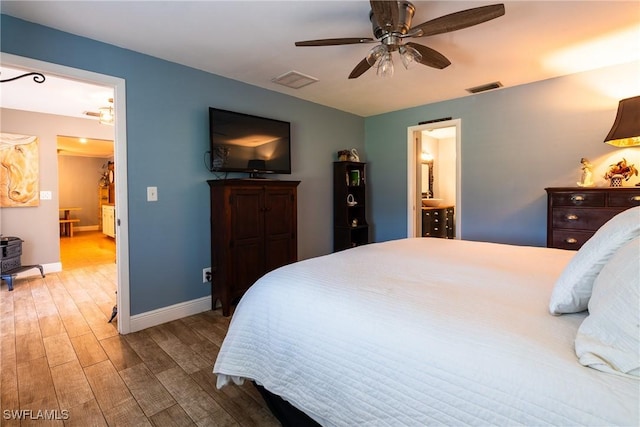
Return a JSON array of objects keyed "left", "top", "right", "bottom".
[
  {"left": 565, "top": 238, "right": 578, "bottom": 244},
  {"left": 566, "top": 214, "right": 579, "bottom": 221},
  {"left": 570, "top": 195, "right": 585, "bottom": 202},
  {"left": 632, "top": 196, "right": 640, "bottom": 202}
]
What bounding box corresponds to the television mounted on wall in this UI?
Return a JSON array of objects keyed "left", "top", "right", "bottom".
[{"left": 209, "top": 107, "right": 291, "bottom": 177}]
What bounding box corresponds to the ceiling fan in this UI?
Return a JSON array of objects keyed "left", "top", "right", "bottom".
[
  {"left": 84, "top": 98, "right": 114, "bottom": 125},
  {"left": 295, "top": 1, "right": 505, "bottom": 79}
]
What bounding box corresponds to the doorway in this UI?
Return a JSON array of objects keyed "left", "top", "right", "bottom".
[
  {"left": 3, "top": 53, "right": 131, "bottom": 334},
  {"left": 58, "top": 145, "right": 115, "bottom": 269},
  {"left": 406, "top": 119, "right": 461, "bottom": 238}
]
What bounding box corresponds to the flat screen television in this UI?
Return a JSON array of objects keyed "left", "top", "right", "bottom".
[{"left": 209, "top": 107, "right": 291, "bottom": 177}]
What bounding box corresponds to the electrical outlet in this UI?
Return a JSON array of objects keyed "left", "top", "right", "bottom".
[{"left": 202, "top": 267, "right": 212, "bottom": 283}]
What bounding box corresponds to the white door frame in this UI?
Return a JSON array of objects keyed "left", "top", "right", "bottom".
[
  {"left": 406, "top": 119, "right": 462, "bottom": 238},
  {"left": 2, "top": 53, "right": 131, "bottom": 334}
]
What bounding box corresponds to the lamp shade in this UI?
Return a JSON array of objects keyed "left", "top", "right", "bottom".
[{"left": 604, "top": 95, "right": 640, "bottom": 147}]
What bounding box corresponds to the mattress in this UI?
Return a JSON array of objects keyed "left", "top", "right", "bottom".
[{"left": 214, "top": 238, "right": 639, "bottom": 426}]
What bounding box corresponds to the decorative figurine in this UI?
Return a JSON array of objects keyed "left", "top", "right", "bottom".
[{"left": 577, "top": 158, "right": 595, "bottom": 187}]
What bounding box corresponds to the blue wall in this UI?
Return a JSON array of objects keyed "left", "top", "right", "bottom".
[
  {"left": 1, "top": 15, "right": 364, "bottom": 315},
  {"left": 365, "top": 61, "right": 640, "bottom": 245},
  {"left": 3, "top": 14, "right": 639, "bottom": 315}
]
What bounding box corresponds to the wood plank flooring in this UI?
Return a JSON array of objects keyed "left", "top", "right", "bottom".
[{"left": 1, "top": 231, "right": 279, "bottom": 426}]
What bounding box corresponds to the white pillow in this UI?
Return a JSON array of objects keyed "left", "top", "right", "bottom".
[
  {"left": 574, "top": 236, "right": 640, "bottom": 377},
  {"left": 549, "top": 206, "right": 640, "bottom": 314}
]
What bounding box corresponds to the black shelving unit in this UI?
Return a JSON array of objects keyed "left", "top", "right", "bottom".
[{"left": 333, "top": 161, "right": 369, "bottom": 251}]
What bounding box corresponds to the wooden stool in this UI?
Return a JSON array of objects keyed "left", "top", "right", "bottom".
[{"left": 59, "top": 218, "right": 80, "bottom": 237}]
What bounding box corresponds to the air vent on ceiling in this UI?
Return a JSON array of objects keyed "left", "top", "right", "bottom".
[
  {"left": 466, "top": 81, "right": 503, "bottom": 94},
  {"left": 272, "top": 71, "right": 319, "bottom": 89}
]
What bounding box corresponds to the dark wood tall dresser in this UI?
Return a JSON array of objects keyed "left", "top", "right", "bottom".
[
  {"left": 545, "top": 187, "right": 640, "bottom": 250},
  {"left": 208, "top": 179, "right": 300, "bottom": 316}
]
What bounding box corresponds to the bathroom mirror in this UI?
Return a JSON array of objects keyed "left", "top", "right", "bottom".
[{"left": 421, "top": 160, "right": 434, "bottom": 198}]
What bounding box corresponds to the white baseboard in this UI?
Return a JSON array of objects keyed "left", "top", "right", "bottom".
[
  {"left": 14, "top": 262, "right": 62, "bottom": 278},
  {"left": 129, "top": 296, "right": 212, "bottom": 333},
  {"left": 76, "top": 225, "right": 100, "bottom": 232},
  {"left": 10, "top": 263, "right": 212, "bottom": 334}
]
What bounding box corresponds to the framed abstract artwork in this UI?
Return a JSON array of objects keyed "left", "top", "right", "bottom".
[{"left": 0, "top": 132, "right": 40, "bottom": 207}]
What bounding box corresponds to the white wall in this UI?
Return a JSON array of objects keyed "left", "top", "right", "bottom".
[{"left": 438, "top": 137, "right": 456, "bottom": 206}]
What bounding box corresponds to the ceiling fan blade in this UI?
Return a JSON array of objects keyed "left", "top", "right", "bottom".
[
  {"left": 405, "top": 42, "right": 451, "bottom": 69},
  {"left": 348, "top": 58, "right": 373, "bottom": 79},
  {"left": 295, "top": 38, "right": 374, "bottom": 47},
  {"left": 410, "top": 4, "right": 505, "bottom": 37},
  {"left": 84, "top": 111, "right": 100, "bottom": 117},
  {"left": 370, "top": 0, "right": 399, "bottom": 33}
]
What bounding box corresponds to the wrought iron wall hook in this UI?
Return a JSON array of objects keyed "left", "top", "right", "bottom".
[{"left": 0, "top": 72, "right": 46, "bottom": 84}]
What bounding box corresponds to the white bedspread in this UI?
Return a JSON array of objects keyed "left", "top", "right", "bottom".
[{"left": 214, "top": 238, "right": 639, "bottom": 426}]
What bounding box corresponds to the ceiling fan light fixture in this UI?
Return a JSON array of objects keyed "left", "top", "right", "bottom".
[
  {"left": 98, "top": 106, "right": 114, "bottom": 125},
  {"left": 296, "top": 1, "right": 506, "bottom": 79},
  {"left": 366, "top": 45, "right": 387, "bottom": 66},
  {"left": 377, "top": 52, "right": 394, "bottom": 78},
  {"left": 399, "top": 44, "right": 422, "bottom": 69}
]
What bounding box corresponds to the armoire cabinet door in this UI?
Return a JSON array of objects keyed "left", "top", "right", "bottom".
[
  {"left": 230, "top": 189, "right": 265, "bottom": 296},
  {"left": 264, "top": 188, "right": 297, "bottom": 272}
]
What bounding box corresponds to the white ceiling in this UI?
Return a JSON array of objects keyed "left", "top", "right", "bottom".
[
  {"left": 0, "top": 65, "right": 114, "bottom": 119},
  {"left": 1, "top": 1, "right": 639, "bottom": 119},
  {"left": 57, "top": 135, "right": 115, "bottom": 158},
  {"left": 0, "top": 65, "right": 115, "bottom": 157}
]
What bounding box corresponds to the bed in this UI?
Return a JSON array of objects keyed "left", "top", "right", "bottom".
[{"left": 214, "top": 207, "right": 640, "bottom": 426}]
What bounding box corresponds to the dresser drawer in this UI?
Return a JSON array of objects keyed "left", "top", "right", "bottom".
[
  {"left": 546, "top": 187, "right": 640, "bottom": 250},
  {"left": 608, "top": 190, "right": 640, "bottom": 207},
  {"left": 551, "top": 207, "right": 626, "bottom": 231},
  {"left": 550, "top": 191, "right": 606, "bottom": 207},
  {"left": 551, "top": 230, "right": 595, "bottom": 250}
]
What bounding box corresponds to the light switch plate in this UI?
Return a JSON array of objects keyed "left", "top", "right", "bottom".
[
  {"left": 40, "top": 190, "right": 52, "bottom": 200},
  {"left": 147, "top": 186, "right": 158, "bottom": 202}
]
